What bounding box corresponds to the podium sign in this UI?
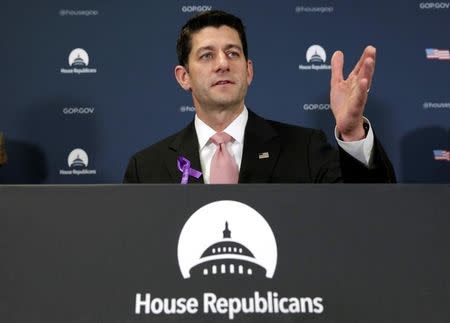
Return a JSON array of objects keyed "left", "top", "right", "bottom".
[{"left": 1, "top": 184, "right": 449, "bottom": 322}]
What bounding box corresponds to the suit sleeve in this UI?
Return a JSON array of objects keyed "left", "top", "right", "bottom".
[
  {"left": 307, "top": 129, "right": 396, "bottom": 183},
  {"left": 339, "top": 136, "right": 396, "bottom": 183},
  {"left": 123, "top": 156, "right": 140, "bottom": 183},
  {"left": 307, "top": 130, "right": 343, "bottom": 183}
]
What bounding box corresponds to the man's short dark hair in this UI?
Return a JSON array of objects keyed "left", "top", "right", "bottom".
[{"left": 176, "top": 10, "right": 248, "bottom": 67}]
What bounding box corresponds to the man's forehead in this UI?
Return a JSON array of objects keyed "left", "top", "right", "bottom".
[{"left": 191, "top": 26, "right": 242, "bottom": 49}]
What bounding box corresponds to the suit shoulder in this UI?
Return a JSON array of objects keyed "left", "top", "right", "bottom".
[
  {"left": 123, "top": 131, "right": 181, "bottom": 183},
  {"left": 266, "top": 119, "right": 321, "bottom": 138},
  {"left": 130, "top": 132, "right": 179, "bottom": 162}
]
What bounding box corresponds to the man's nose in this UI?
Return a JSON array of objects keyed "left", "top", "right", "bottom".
[{"left": 215, "top": 52, "right": 230, "bottom": 72}]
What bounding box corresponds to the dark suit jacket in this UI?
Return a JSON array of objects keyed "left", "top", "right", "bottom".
[{"left": 124, "top": 110, "right": 396, "bottom": 183}]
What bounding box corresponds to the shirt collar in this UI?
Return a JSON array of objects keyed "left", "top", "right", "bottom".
[{"left": 195, "top": 106, "right": 248, "bottom": 149}]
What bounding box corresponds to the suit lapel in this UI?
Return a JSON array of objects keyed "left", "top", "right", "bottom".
[
  {"left": 239, "top": 110, "right": 280, "bottom": 183},
  {"left": 163, "top": 110, "right": 279, "bottom": 184},
  {"left": 165, "top": 121, "right": 204, "bottom": 184}
]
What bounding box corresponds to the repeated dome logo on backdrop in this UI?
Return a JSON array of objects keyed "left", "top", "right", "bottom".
[
  {"left": 60, "top": 48, "right": 97, "bottom": 74},
  {"left": 177, "top": 200, "right": 278, "bottom": 279},
  {"left": 68, "top": 48, "right": 89, "bottom": 66},
  {"left": 306, "top": 45, "right": 326, "bottom": 63},
  {"left": 59, "top": 148, "right": 97, "bottom": 176},
  {"left": 68, "top": 148, "right": 88, "bottom": 168},
  {"left": 299, "top": 44, "right": 331, "bottom": 71}
]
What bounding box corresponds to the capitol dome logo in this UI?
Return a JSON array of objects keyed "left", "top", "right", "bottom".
[
  {"left": 59, "top": 148, "right": 96, "bottom": 176},
  {"left": 306, "top": 45, "right": 326, "bottom": 63},
  {"left": 68, "top": 148, "right": 88, "bottom": 168},
  {"left": 68, "top": 48, "right": 89, "bottom": 67},
  {"left": 177, "top": 200, "right": 277, "bottom": 279},
  {"left": 299, "top": 44, "right": 331, "bottom": 71},
  {"left": 61, "top": 48, "right": 97, "bottom": 74}
]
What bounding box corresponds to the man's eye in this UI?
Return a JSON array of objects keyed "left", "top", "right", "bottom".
[
  {"left": 227, "top": 51, "right": 240, "bottom": 58},
  {"left": 200, "top": 53, "right": 213, "bottom": 60}
]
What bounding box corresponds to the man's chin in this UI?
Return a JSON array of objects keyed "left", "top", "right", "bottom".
[
  {"left": 208, "top": 99, "right": 243, "bottom": 111},
  {"left": 207, "top": 95, "right": 240, "bottom": 105}
]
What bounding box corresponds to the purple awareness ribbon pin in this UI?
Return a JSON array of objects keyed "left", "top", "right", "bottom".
[{"left": 177, "top": 156, "right": 202, "bottom": 184}]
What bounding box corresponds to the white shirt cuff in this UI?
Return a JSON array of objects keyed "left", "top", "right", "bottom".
[{"left": 334, "top": 117, "right": 374, "bottom": 166}]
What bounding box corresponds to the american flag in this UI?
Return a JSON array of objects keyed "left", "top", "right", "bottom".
[
  {"left": 426, "top": 48, "right": 450, "bottom": 60},
  {"left": 433, "top": 150, "right": 450, "bottom": 161}
]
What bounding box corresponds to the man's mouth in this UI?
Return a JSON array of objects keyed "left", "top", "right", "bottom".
[{"left": 212, "top": 80, "right": 234, "bottom": 86}]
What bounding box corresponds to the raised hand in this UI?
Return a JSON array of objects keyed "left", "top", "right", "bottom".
[{"left": 330, "top": 46, "right": 376, "bottom": 141}]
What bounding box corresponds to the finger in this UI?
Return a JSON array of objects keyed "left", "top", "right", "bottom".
[
  {"left": 350, "top": 45, "right": 376, "bottom": 77},
  {"left": 331, "top": 50, "right": 344, "bottom": 85},
  {"left": 359, "top": 46, "right": 376, "bottom": 77},
  {"left": 358, "top": 57, "right": 375, "bottom": 91},
  {"left": 349, "top": 78, "right": 369, "bottom": 117}
]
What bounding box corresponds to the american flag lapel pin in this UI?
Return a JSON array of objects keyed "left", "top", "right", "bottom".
[{"left": 258, "top": 152, "right": 270, "bottom": 159}]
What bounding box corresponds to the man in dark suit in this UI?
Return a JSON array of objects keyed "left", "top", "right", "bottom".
[{"left": 124, "top": 11, "right": 395, "bottom": 184}]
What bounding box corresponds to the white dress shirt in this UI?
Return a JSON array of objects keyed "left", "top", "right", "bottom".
[
  {"left": 335, "top": 117, "right": 374, "bottom": 166},
  {"left": 195, "top": 108, "right": 248, "bottom": 184},
  {"left": 195, "top": 107, "right": 374, "bottom": 183}
]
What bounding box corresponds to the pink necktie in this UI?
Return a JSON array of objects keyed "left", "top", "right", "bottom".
[{"left": 210, "top": 132, "right": 239, "bottom": 184}]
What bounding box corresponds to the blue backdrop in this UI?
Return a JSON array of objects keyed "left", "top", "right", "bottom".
[{"left": 1, "top": 0, "right": 449, "bottom": 183}]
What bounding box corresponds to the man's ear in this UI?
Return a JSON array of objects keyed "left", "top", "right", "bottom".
[
  {"left": 174, "top": 65, "right": 191, "bottom": 91},
  {"left": 246, "top": 59, "right": 254, "bottom": 86}
]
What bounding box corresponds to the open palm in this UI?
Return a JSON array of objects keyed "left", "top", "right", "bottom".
[{"left": 330, "top": 46, "right": 376, "bottom": 141}]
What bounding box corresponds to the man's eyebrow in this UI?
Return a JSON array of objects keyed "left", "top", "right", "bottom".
[
  {"left": 224, "top": 44, "right": 243, "bottom": 52},
  {"left": 196, "top": 46, "right": 215, "bottom": 54},
  {"left": 195, "top": 44, "right": 243, "bottom": 54}
]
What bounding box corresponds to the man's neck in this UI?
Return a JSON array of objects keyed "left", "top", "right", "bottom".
[{"left": 195, "top": 104, "right": 244, "bottom": 132}]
